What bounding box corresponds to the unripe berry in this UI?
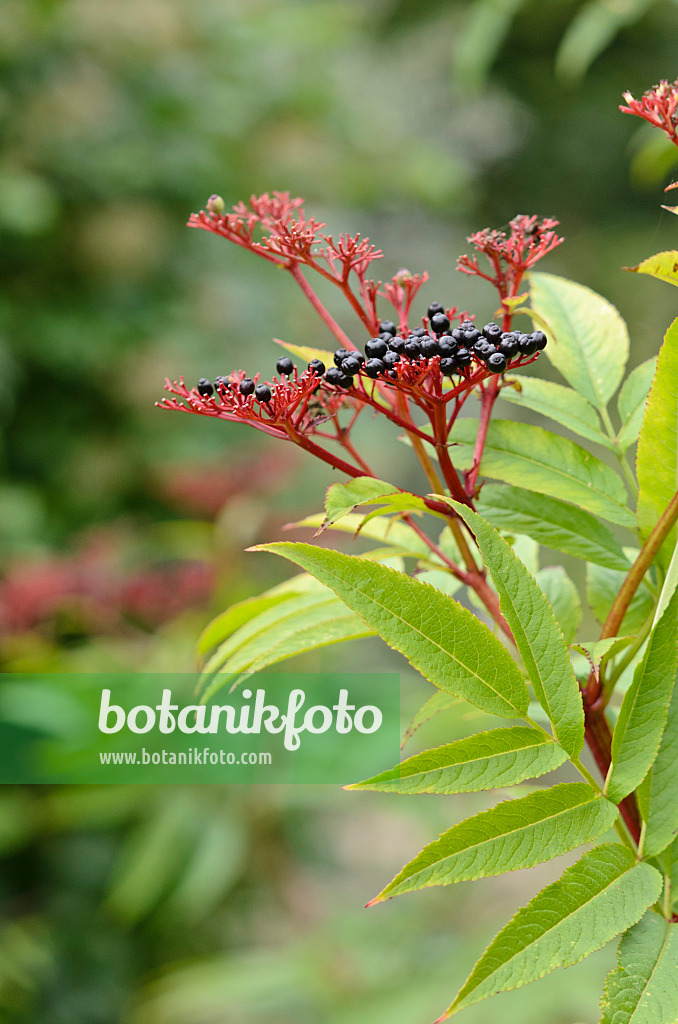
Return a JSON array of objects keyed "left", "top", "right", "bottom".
[
  {"left": 206, "top": 195, "right": 225, "bottom": 215},
  {"left": 197, "top": 378, "right": 214, "bottom": 397},
  {"left": 430, "top": 312, "right": 450, "bottom": 335},
  {"left": 365, "top": 358, "right": 386, "bottom": 378},
  {"left": 427, "top": 301, "right": 445, "bottom": 320},
  {"left": 365, "top": 337, "right": 388, "bottom": 359},
  {"left": 455, "top": 347, "right": 472, "bottom": 368},
  {"left": 276, "top": 356, "right": 294, "bottom": 376},
  {"left": 341, "top": 355, "right": 362, "bottom": 376},
  {"left": 378, "top": 319, "right": 397, "bottom": 336},
  {"left": 255, "top": 383, "right": 272, "bottom": 403},
  {"left": 308, "top": 358, "right": 326, "bottom": 376},
  {"left": 487, "top": 351, "right": 508, "bottom": 374},
  {"left": 239, "top": 377, "right": 255, "bottom": 396}
]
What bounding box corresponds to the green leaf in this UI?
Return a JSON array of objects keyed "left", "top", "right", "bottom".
[
  {"left": 349, "top": 726, "right": 568, "bottom": 795},
  {"left": 197, "top": 592, "right": 298, "bottom": 658},
  {"left": 554, "top": 0, "right": 653, "bottom": 84},
  {"left": 451, "top": 419, "right": 633, "bottom": 527},
  {"left": 587, "top": 560, "right": 655, "bottom": 636},
  {"left": 617, "top": 358, "right": 658, "bottom": 453},
  {"left": 535, "top": 566, "right": 582, "bottom": 646},
  {"left": 323, "top": 476, "right": 432, "bottom": 532},
  {"left": 529, "top": 272, "right": 630, "bottom": 409},
  {"left": 475, "top": 484, "right": 630, "bottom": 570},
  {"left": 451, "top": 504, "right": 585, "bottom": 757},
  {"left": 636, "top": 319, "right": 678, "bottom": 571},
  {"left": 637, "top": 666, "right": 678, "bottom": 857},
  {"left": 442, "top": 844, "right": 663, "bottom": 1019},
  {"left": 200, "top": 594, "right": 374, "bottom": 699},
  {"left": 370, "top": 783, "right": 617, "bottom": 902},
  {"left": 501, "top": 376, "right": 612, "bottom": 448},
  {"left": 600, "top": 911, "right": 678, "bottom": 1024},
  {"left": 401, "top": 690, "right": 463, "bottom": 749},
  {"left": 572, "top": 637, "right": 634, "bottom": 675},
  {"left": 274, "top": 339, "right": 336, "bottom": 365},
  {"left": 607, "top": 590, "right": 678, "bottom": 804},
  {"left": 286, "top": 511, "right": 433, "bottom": 559},
  {"left": 626, "top": 250, "right": 678, "bottom": 289},
  {"left": 253, "top": 543, "right": 530, "bottom": 719}
]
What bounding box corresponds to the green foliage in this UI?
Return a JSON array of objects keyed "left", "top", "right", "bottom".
[
  {"left": 626, "top": 251, "right": 678, "bottom": 289},
  {"left": 501, "top": 375, "right": 614, "bottom": 448},
  {"left": 600, "top": 911, "right": 678, "bottom": 1024},
  {"left": 444, "top": 845, "right": 662, "bottom": 1018},
  {"left": 617, "top": 357, "right": 658, "bottom": 453},
  {"left": 636, "top": 672, "right": 678, "bottom": 857}
]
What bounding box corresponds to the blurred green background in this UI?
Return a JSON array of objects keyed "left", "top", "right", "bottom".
[{"left": 1, "top": 0, "right": 678, "bottom": 1020}]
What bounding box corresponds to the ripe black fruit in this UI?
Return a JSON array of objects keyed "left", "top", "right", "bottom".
[
  {"left": 334, "top": 348, "right": 351, "bottom": 367},
  {"left": 255, "top": 383, "right": 272, "bottom": 402},
  {"left": 427, "top": 302, "right": 445, "bottom": 319},
  {"left": 410, "top": 327, "right": 428, "bottom": 337},
  {"left": 440, "top": 357, "right": 456, "bottom": 377},
  {"left": 378, "top": 320, "right": 397, "bottom": 336},
  {"left": 197, "top": 378, "right": 214, "bottom": 397},
  {"left": 463, "top": 327, "right": 481, "bottom": 345},
  {"left": 438, "top": 336, "right": 458, "bottom": 357},
  {"left": 473, "top": 340, "right": 495, "bottom": 361},
  {"left": 532, "top": 331, "right": 547, "bottom": 350},
  {"left": 404, "top": 340, "right": 421, "bottom": 359},
  {"left": 388, "top": 336, "right": 406, "bottom": 354},
  {"left": 365, "top": 337, "right": 388, "bottom": 359},
  {"left": 482, "top": 323, "right": 502, "bottom": 342},
  {"left": 382, "top": 350, "right": 399, "bottom": 367},
  {"left": 365, "top": 358, "right": 386, "bottom": 378},
  {"left": 420, "top": 336, "right": 439, "bottom": 358},
  {"left": 308, "top": 359, "right": 326, "bottom": 375},
  {"left": 239, "top": 378, "right": 255, "bottom": 396},
  {"left": 276, "top": 356, "right": 294, "bottom": 376},
  {"left": 430, "top": 312, "right": 451, "bottom": 335},
  {"left": 487, "top": 351, "right": 507, "bottom": 374},
  {"left": 517, "top": 334, "right": 538, "bottom": 355},
  {"left": 325, "top": 366, "right": 352, "bottom": 388},
  {"left": 341, "top": 356, "right": 362, "bottom": 376},
  {"left": 455, "top": 347, "right": 472, "bottom": 368}
]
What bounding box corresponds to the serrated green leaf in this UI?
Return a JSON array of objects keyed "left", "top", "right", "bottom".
[
  {"left": 451, "top": 504, "right": 584, "bottom": 757},
  {"left": 197, "top": 592, "right": 298, "bottom": 658},
  {"left": 626, "top": 250, "right": 678, "bottom": 289},
  {"left": 637, "top": 666, "right": 678, "bottom": 858},
  {"left": 274, "top": 339, "right": 336, "bottom": 365},
  {"left": 476, "top": 484, "right": 630, "bottom": 570},
  {"left": 371, "top": 783, "right": 617, "bottom": 902},
  {"left": 587, "top": 560, "right": 655, "bottom": 636},
  {"left": 529, "top": 272, "right": 630, "bottom": 409},
  {"left": 401, "top": 690, "right": 463, "bottom": 749},
  {"left": 600, "top": 911, "right": 678, "bottom": 1024},
  {"left": 636, "top": 319, "right": 678, "bottom": 572},
  {"left": 200, "top": 596, "right": 374, "bottom": 699},
  {"left": 442, "top": 844, "right": 663, "bottom": 1019},
  {"left": 349, "top": 726, "right": 567, "bottom": 795},
  {"left": 286, "top": 511, "right": 433, "bottom": 559},
  {"left": 501, "top": 376, "right": 612, "bottom": 448},
  {"left": 253, "top": 543, "right": 530, "bottom": 719},
  {"left": 607, "top": 590, "right": 678, "bottom": 804},
  {"left": 617, "top": 358, "right": 658, "bottom": 453},
  {"left": 572, "top": 637, "right": 634, "bottom": 674},
  {"left": 451, "top": 419, "right": 633, "bottom": 527},
  {"left": 535, "top": 566, "right": 582, "bottom": 646},
  {"left": 323, "top": 476, "right": 432, "bottom": 532}
]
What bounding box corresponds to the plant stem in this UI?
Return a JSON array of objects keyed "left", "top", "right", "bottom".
[
  {"left": 430, "top": 401, "right": 471, "bottom": 506},
  {"left": 288, "top": 264, "right": 355, "bottom": 350},
  {"left": 583, "top": 707, "right": 642, "bottom": 844},
  {"left": 466, "top": 377, "right": 499, "bottom": 497}
]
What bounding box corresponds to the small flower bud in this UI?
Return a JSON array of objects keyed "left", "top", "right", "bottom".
[{"left": 206, "top": 194, "right": 225, "bottom": 215}]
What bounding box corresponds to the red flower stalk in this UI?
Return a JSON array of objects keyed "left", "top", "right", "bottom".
[
  {"left": 457, "top": 215, "right": 564, "bottom": 302},
  {"left": 620, "top": 79, "right": 678, "bottom": 149}
]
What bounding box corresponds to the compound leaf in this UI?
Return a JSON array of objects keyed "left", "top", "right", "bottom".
[
  {"left": 452, "top": 504, "right": 584, "bottom": 757},
  {"left": 536, "top": 566, "right": 582, "bottom": 646},
  {"left": 600, "top": 910, "right": 678, "bottom": 1024},
  {"left": 617, "top": 357, "right": 657, "bottom": 453},
  {"left": 370, "top": 783, "right": 617, "bottom": 902},
  {"left": 501, "top": 376, "right": 612, "bottom": 448},
  {"left": 637, "top": 667, "right": 678, "bottom": 858},
  {"left": 349, "top": 726, "right": 567, "bottom": 795},
  {"left": 253, "top": 543, "right": 529, "bottom": 720},
  {"left": 441, "top": 844, "right": 662, "bottom": 1019}
]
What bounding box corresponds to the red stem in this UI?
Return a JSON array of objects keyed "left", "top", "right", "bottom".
[{"left": 288, "top": 264, "right": 356, "bottom": 350}]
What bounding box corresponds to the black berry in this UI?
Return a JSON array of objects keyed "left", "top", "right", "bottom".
[
  {"left": 498, "top": 336, "right": 519, "bottom": 359},
  {"left": 378, "top": 320, "right": 397, "bottom": 336},
  {"left": 440, "top": 357, "right": 456, "bottom": 377},
  {"left": 473, "top": 340, "right": 495, "bottom": 362},
  {"left": 430, "top": 312, "right": 451, "bottom": 335},
  {"left": 438, "top": 336, "right": 458, "bottom": 357},
  {"left": 255, "top": 383, "right": 272, "bottom": 403},
  {"left": 455, "top": 347, "right": 472, "bottom": 368},
  {"left": 325, "top": 366, "right": 352, "bottom": 388},
  {"left": 365, "top": 358, "right": 386, "bottom": 378},
  {"left": 482, "top": 323, "right": 502, "bottom": 342},
  {"left": 197, "top": 378, "right": 214, "bottom": 397},
  {"left": 532, "top": 330, "right": 547, "bottom": 350},
  {"left": 410, "top": 327, "right": 428, "bottom": 337},
  {"left": 404, "top": 340, "right": 421, "bottom": 359},
  {"left": 341, "top": 355, "right": 363, "bottom": 376},
  {"left": 388, "top": 336, "right": 406, "bottom": 354},
  {"left": 420, "top": 336, "right": 439, "bottom": 358},
  {"left": 365, "top": 337, "right": 388, "bottom": 359},
  {"left": 239, "top": 378, "right": 255, "bottom": 396},
  {"left": 382, "top": 350, "right": 399, "bottom": 367},
  {"left": 308, "top": 358, "right": 326, "bottom": 375},
  {"left": 214, "top": 376, "right": 229, "bottom": 391},
  {"left": 427, "top": 302, "right": 445, "bottom": 320},
  {"left": 334, "top": 348, "right": 351, "bottom": 367},
  {"left": 463, "top": 327, "right": 481, "bottom": 345},
  {"left": 517, "top": 333, "right": 538, "bottom": 355},
  {"left": 460, "top": 319, "right": 475, "bottom": 330},
  {"left": 276, "top": 356, "right": 294, "bottom": 376},
  {"left": 487, "top": 351, "right": 508, "bottom": 374}
]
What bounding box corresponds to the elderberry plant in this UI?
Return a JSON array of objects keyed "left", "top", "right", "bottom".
[{"left": 160, "top": 81, "right": 678, "bottom": 1022}]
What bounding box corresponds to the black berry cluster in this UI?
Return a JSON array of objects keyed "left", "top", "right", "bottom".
[{"left": 193, "top": 304, "right": 547, "bottom": 400}]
